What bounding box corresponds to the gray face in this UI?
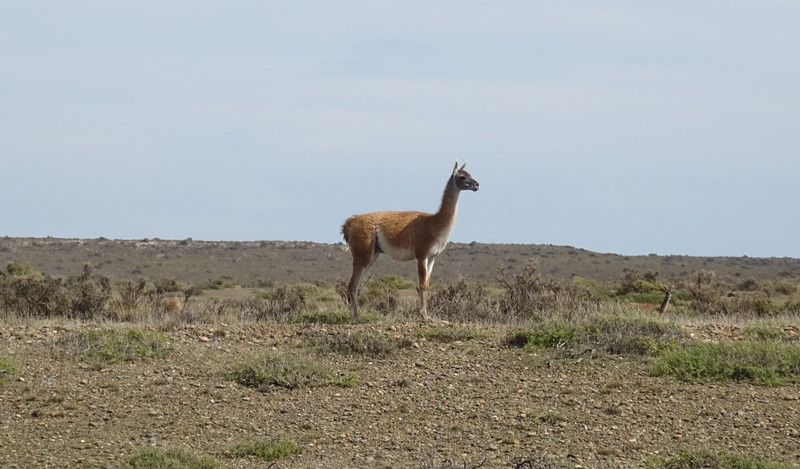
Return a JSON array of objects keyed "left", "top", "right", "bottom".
[{"left": 454, "top": 169, "right": 480, "bottom": 192}]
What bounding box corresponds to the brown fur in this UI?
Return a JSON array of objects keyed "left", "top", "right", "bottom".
[
  {"left": 341, "top": 161, "right": 479, "bottom": 323},
  {"left": 632, "top": 286, "right": 673, "bottom": 314}
]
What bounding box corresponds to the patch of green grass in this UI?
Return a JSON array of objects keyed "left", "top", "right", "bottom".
[
  {"left": 330, "top": 371, "right": 358, "bottom": 388},
  {"left": 229, "top": 350, "right": 332, "bottom": 390},
  {"left": 651, "top": 341, "right": 800, "bottom": 386},
  {"left": 228, "top": 439, "right": 302, "bottom": 462},
  {"left": 309, "top": 330, "right": 411, "bottom": 358},
  {"left": 119, "top": 448, "right": 221, "bottom": 469},
  {"left": 418, "top": 325, "right": 492, "bottom": 343},
  {"left": 505, "top": 322, "right": 577, "bottom": 351},
  {"left": 742, "top": 325, "right": 785, "bottom": 342},
  {"left": 60, "top": 328, "right": 171, "bottom": 365},
  {"left": 583, "top": 314, "right": 683, "bottom": 356},
  {"left": 645, "top": 449, "right": 795, "bottom": 469},
  {"left": 505, "top": 313, "right": 684, "bottom": 357},
  {"left": 0, "top": 356, "right": 15, "bottom": 383}
]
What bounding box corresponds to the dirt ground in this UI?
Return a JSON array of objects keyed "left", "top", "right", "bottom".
[{"left": 1, "top": 322, "right": 799, "bottom": 469}]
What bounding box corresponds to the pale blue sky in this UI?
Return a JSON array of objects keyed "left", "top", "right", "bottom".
[{"left": 2, "top": 2, "right": 798, "bottom": 257}]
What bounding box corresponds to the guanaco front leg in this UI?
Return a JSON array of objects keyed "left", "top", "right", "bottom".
[{"left": 416, "top": 257, "right": 432, "bottom": 321}]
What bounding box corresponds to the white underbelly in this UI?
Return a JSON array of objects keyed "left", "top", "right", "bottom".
[{"left": 376, "top": 230, "right": 416, "bottom": 261}]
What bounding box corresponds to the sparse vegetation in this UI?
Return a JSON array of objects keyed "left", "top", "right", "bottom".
[
  {"left": 650, "top": 340, "right": 800, "bottom": 385},
  {"left": 418, "top": 324, "right": 492, "bottom": 342},
  {"left": 119, "top": 448, "right": 221, "bottom": 469},
  {"left": 229, "top": 350, "right": 336, "bottom": 390},
  {"left": 228, "top": 438, "right": 302, "bottom": 462},
  {"left": 56, "top": 328, "right": 171, "bottom": 365},
  {"left": 645, "top": 449, "right": 796, "bottom": 469},
  {"left": 498, "top": 260, "right": 586, "bottom": 320},
  {"left": 506, "top": 312, "right": 684, "bottom": 358},
  {"left": 0, "top": 356, "right": 15, "bottom": 383},
  {"left": 3, "top": 238, "right": 800, "bottom": 467},
  {"left": 308, "top": 330, "right": 412, "bottom": 357}
]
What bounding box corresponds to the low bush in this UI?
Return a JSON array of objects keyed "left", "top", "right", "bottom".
[
  {"left": 499, "top": 260, "right": 585, "bottom": 320},
  {"left": 229, "top": 350, "right": 334, "bottom": 391},
  {"left": 0, "top": 263, "right": 111, "bottom": 319},
  {"left": 650, "top": 340, "right": 800, "bottom": 386},
  {"left": 418, "top": 324, "right": 492, "bottom": 343},
  {"left": 428, "top": 278, "right": 502, "bottom": 323},
  {"left": 56, "top": 328, "right": 171, "bottom": 365},
  {"left": 506, "top": 312, "right": 684, "bottom": 358}
]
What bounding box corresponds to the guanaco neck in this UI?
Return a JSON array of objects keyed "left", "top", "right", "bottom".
[
  {"left": 433, "top": 175, "right": 460, "bottom": 223},
  {"left": 658, "top": 291, "right": 672, "bottom": 313}
]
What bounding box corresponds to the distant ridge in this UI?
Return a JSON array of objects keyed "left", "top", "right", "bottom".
[{"left": 1, "top": 237, "right": 799, "bottom": 285}]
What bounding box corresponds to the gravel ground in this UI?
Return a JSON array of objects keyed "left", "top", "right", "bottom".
[{"left": 1, "top": 322, "right": 799, "bottom": 468}]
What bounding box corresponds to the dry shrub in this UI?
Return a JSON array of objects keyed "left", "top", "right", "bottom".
[
  {"left": 429, "top": 278, "right": 502, "bottom": 323},
  {"left": 0, "top": 263, "right": 111, "bottom": 320},
  {"left": 108, "top": 279, "right": 152, "bottom": 321},
  {"left": 688, "top": 270, "right": 724, "bottom": 314},
  {"left": 499, "top": 260, "right": 584, "bottom": 320},
  {"left": 689, "top": 270, "right": 776, "bottom": 316},
  {"left": 199, "top": 284, "right": 309, "bottom": 324}
]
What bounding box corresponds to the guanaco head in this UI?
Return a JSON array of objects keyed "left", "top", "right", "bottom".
[{"left": 452, "top": 160, "right": 480, "bottom": 192}]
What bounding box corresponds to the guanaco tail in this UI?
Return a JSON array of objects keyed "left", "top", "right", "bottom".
[{"left": 341, "top": 161, "right": 479, "bottom": 323}]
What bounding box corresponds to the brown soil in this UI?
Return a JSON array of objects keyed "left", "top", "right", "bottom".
[{"left": 1, "top": 322, "right": 799, "bottom": 468}]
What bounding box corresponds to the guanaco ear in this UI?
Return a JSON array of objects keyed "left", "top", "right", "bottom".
[
  {"left": 460, "top": 162, "right": 466, "bottom": 171},
  {"left": 452, "top": 160, "right": 459, "bottom": 175}
]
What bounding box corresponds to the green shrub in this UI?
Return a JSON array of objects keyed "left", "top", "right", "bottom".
[
  {"left": 58, "top": 328, "right": 171, "bottom": 365},
  {"left": 228, "top": 439, "right": 302, "bottom": 462},
  {"left": 651, "top": 341, "right": 800, "bottom": 386},
  {"left": 506, "top": 313, "right": 684, "bottom": 358},
  {"left": 646, "top": 449, "right": 795, "bottom": 469},
  {"left": 584, "top": 314, "right": 683, "bottom": 356},
  {"left": 505, "top": 323, "right": 576, "bottom": 351},
  {"left": 572, "top": 276, "right": 614, "bottom": 300},
  {"left": 419, "top": 325, "right": 492, "bottom": 343},
  {"left": 618, "top": 269, "right": 667, "bottom": 296},
  {"left": 3, "top": 261, "right": 43, "bottom": 279},
  {"left": 229, "top": 350, "right": 332, "bottom": 390},
  {"left": 120, "top": 448, "right": 221, "bottom": 469}
]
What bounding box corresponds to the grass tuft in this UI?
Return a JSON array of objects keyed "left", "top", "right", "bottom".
[
  {"left": 645, "top": 449, "right": 796, "bottom": 469},
  {"left": 309, "top": 330, "right": 411, "bottom": 358},
  {"left": 0, "top": 356, "right": 15, "bottom": 383},
  {"left": 229, "top": 350, "right": 332, "bottom": 390},
  {"left": 505, "top": 313, "right": 684, "bottom": 357},
  {"left": 418, "top": 325, "right": 492, "bottom": 343},
  {"left": 57, "top": 328, "right": 171, "bottom": 365},
  {"left": 650, "top": 340, "right": 800, "bottom": 386},
  {"left": 120, "top": 448, "right": 221, "bottom": 469}
]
